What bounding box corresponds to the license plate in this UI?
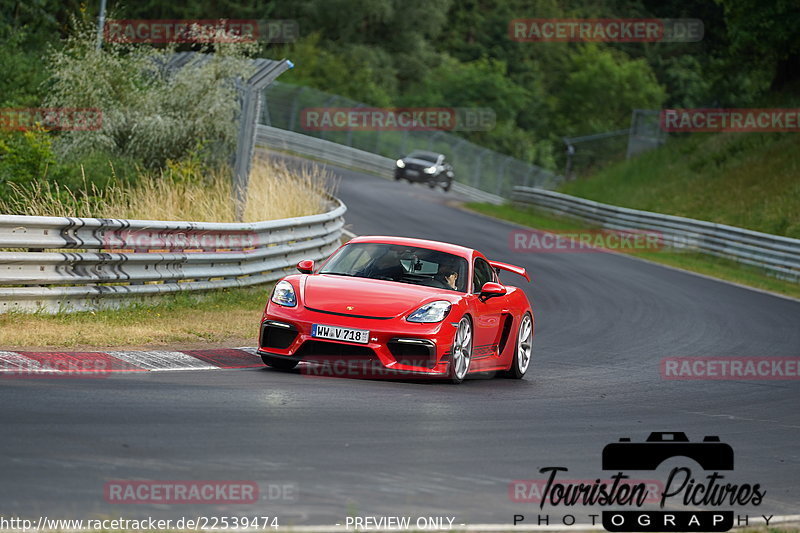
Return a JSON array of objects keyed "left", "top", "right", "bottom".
[
  {"left": 406, "top": 170, "right": 419, "bottom": 176},
  {"left": 312, "top": 324, "right": 370, "bottom": 344}
]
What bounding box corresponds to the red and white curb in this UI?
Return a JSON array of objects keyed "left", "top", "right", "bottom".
[{"left": 0, "top": 348, "right": 262, "bottom": 376}]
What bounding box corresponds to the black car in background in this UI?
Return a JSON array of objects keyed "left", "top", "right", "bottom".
[{"left": 394, "top": 151, "right": 455, "bottom": 192}]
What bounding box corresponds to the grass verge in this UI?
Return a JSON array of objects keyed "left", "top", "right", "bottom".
[
  {"left": 560, "top": 132, "right": 800, "bottom": 239},
  {"left": 0, "top": 156, "right": 335, "bottom": 223},
  {"left": 0, "top": 285, "right": 271, "bottom": 349},
  {"left": 466, "top": 202, "right": 800, "bottom": 300}
]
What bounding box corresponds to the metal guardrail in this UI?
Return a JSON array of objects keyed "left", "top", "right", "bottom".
[
  {"left": 0, "top": 199, "right": 346, "bottom": 313},
  {"left": 512, "top": 187, "right": 800, "bottom": 282},
  {"left": 256, "top": 124, "right": 505, "bottom": 205}
]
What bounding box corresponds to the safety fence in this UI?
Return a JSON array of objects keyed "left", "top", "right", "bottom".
[
  {"left": 261, "top": 81, "right": 561, "bottom": 197},
  {"left": 256, "top": 124, "right": 505, "bottom": 204},
  {"left": 0, "top": 199, "right": 345, "bottom": 313},
  {"left": 512, "top": 187, "right": 800, "bottom": 282}
]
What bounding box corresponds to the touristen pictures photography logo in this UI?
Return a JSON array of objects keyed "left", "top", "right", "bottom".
[{"left": 511, "top": 432, "right": 769, "bottom": 532}]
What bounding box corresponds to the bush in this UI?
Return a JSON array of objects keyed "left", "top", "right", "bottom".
[
  {"left": 0, "top": 126, "right": 140, "bottom": 201},
  {"left": 0, "top": 28, "right": 50, "bottom": 107},
  {"left": 0, "top": 128, "right": 57, "bottom": 196},
  {"left": 44, "top": 16, "right": 258, "bottom": 169}
]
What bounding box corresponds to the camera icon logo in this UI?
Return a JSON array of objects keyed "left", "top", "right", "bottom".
[{"left": 602, "top": 432, "right": 734, "bottom": 471}]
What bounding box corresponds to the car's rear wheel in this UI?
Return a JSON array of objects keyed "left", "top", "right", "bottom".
[
  {"left": 449, "top": 316, "right": 473, "bottom": 384},
  {"left": 261, "top": 353, "right": 299, "bottom": 371},
  {"left": 506, "top": 313, "right": 533, "bottom": 379}
]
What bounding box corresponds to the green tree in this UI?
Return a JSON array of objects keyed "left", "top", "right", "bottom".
[
  {"left": 715, "top": 0, "right": 800, "bottom": 89},
  {"left": 556, "top": 44, "right": 666, "bottom": 135}
]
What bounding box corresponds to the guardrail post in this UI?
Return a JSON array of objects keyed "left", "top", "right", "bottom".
[
  {"left": 233, "top": 59, "right": 294, "bottom": 221},
  {"left": 497, "top": 157, "right": 512, "bottom": 196},
  {"left": 473, "top": 148, "right": 490, "bottom": 188},
  {"left": 288, "top": 86, "right": 305, "bottom": 131},
  {"left": 427, "top": 131, "right": 445, "bottom": 151},
  {"left": 318, "top": 94, "right": 339, "bottom": 142}
]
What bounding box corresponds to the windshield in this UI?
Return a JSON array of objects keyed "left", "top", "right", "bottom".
[
  {"left": 320, "top": 243, "right": 468, "bottom": 292},
  {"left": 407, "top": 151, "right": 439, "bottom": 163}
]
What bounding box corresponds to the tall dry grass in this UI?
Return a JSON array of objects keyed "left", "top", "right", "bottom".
[{"left": 0, "top": 157, "right": 337, "bottom": 223}]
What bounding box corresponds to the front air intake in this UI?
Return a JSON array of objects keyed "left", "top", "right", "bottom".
[{"left": 260, "top": 321, "right": 298, "bottom": 350}]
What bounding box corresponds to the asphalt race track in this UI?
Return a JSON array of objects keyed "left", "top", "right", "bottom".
[{"left": 1, "top": 160, "right": 799, "bottom": 528}]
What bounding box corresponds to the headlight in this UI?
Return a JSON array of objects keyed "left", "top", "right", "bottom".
[
  {"left": 423, "top": 166, "right": 436, "bottom": 174},
  {"left": 396, "top": 159, "right": 405, "bottom": 168},
  {"left": 407, "top": 301, "right": 452, "bottom": 323},
  {"left": 271, "top": 280, "right": 297, "bottom": 307}
]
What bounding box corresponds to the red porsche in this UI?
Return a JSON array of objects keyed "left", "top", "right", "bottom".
[{"left": 257, "top": 236, "right": 534, "bottom": 383}]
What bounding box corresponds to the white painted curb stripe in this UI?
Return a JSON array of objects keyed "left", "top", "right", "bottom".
[
  {"left": 0, "top": 349, "right": 262, "bottom": 374},
  {"left": 0, "top": 351, "right": 52, "bottom": 372},
  {"left": 104, "top": 350, "right": 218, "bottom": 371}
]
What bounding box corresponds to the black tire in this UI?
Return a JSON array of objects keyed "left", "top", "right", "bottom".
[
  {"left": 504, "top": 313, "right": 533, "bottom": 379},
  {"left": 443, "top": 179, "right": 452, "bottom": 192},
  {"left": 260, "top": 353, "right": 299, "bottom": 370},
  {"left": 394, "top": 174, "right": 402, "bottom": 181},
  {"left": 449, "top": 316, "right": 473, "bottom": 384},
  {"left": 428, "top": 179, "right": 436, "bottom": 188}
]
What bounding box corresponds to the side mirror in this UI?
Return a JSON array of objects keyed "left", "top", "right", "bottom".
[
  {"left": 479, "top": 282, "right": 506, "bottom": 301},
  {"left": 297, "top": 259, "right": 315, "bottom": 274}
]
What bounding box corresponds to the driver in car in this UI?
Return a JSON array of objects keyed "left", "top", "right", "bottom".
[{"left": 434, "top": 265, "right": 459, "bottom": 290}]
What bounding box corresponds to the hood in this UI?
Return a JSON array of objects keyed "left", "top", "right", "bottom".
[{"left": 302, "top": 274, "right": 456, "bottom": 319}]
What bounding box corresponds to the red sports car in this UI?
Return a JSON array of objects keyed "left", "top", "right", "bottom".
[{"left": 257, "top": 236, "right": 534, "bottom": 383}]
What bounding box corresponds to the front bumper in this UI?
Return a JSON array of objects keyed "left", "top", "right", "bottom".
[
  {"left": 395, "top": 167, "right": 436, "bottom": 183},
  {"left": 259, "top": 305, "right": 457, "bottom": 377}
]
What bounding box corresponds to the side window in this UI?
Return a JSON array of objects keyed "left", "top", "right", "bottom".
[{"left": 472, "top": 258, "right": 495, "bottom": 293}]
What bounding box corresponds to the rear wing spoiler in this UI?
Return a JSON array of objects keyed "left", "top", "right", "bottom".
[{"left": 488, "top": 260, "right": 530, "bottom": 282}]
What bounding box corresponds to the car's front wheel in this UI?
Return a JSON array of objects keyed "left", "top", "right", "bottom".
[
  {"left": 505, "top": 313, "right": 533, "bottom": 379},
  {"left": 449, "top": 316, "right": 473, "bottom": 383},
  {"left": 260, "top": 353, "right": 299, "bottom": 371},
  {"left": 443, "top": 179, "right": 452, "bottom": 192}
]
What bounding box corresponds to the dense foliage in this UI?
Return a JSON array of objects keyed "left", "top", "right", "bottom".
[
  {"left": 0, "top": 6, "right": 256, "bottom": 198},
  {"left": 0, "top": 0, "right": 797, "bottom": 180}
]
